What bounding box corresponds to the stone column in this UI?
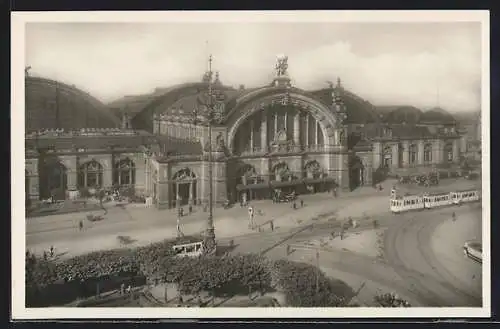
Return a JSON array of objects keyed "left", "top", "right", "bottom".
[
  {"left": 189, "top": 181, "right": 194, "bottom": 205},
  {"left": 250, "top": 119, "right": 254, "bottom": 152},
  {"left": 402, "top": 141, "right": 410, "bottom": 168},
  {"left": 453, "top": 139, "right": 460, "bottom": 163},
  {"left": 391, "top": 143, "right": 399, "bottom": 169},
  {"left": 314, "top": 120, "right": 319, "bottom": 146},
  {"left": 261, "top": 112, "right": 267, "bottom": 152},
  {"left": 418, "top": 140, "right": 425, "bottom": 165},
  {"left": 274, "top": 112, "right": 278, "bottom": 137},
  {"left": 66, "top": 155, "right": 78, "bottom": 190},
  {"left": 176, "top": 182, "right": 180, "bottom": 207},
  {"left": 305, "top": 115, "right": 309, "bottom": 146},
  {"left": 372, "top": 142, "right": 382, "bottom": 169},
  {"left": 293, "top": 113, "right": 300, "bottom": 147},
  {"left": 284, "top": 112, "right": 288, "bottom": 137},
  {"left": 102, "top": 155, "right": 113, "bottom": 189}
]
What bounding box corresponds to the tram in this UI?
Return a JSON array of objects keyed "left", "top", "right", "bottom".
[
  {"left": 173, "top": 241, "right": 204, "bottom": 258},
  {"left": 390, "top": 189, "right": 480, "bottom": 214}
]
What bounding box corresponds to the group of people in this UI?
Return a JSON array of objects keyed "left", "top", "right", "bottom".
[{"left": 398, "top": 173, "right": 440, "bottom": 187}]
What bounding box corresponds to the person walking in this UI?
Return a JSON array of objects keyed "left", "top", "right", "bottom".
[
  {"left": 49, "top": 245, "right": 54, "bottom": 258},
  {"left": 270, "top": 220, "right": 274, "bottom": 232},
  {"left": 452, "top": 211, "right": 456, "bottom": 222},
  {"left": 79, "top": 220, "right": 83, "bottom": 231},
  {"left": 300, "top": 199, "right": 304, "bottom": 208}
]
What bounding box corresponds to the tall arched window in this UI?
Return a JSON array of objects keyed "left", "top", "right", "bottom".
[
  {"left": 424, "top": 143, "right": 432, "bottom": 163},
  {"left": 383, "top": 145, "right": 392, "bottom": 168},
  {"left": 114, "top": 158, "right": 135, "bottom": 186},
  {"left": 409, "top": 144, "right": 418, "bottom": 165},
  {"left": 444, "top": 143, "right": 453, "bottom": 162},
  {"left": 78, "top": 160, "right": 103, "bottom": 188}
]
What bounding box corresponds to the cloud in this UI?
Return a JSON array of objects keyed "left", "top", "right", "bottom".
[{"left": 25, "top": 22, "right": 481, "bottom": 112}]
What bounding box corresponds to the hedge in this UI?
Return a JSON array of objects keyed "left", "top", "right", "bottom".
[{"left": 26, "top": 236, "right": 354, "bottom": 307}]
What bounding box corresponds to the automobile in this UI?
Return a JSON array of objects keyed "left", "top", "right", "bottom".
[{"left": 463, "top": 241, "right": 482, "bottom": 263}]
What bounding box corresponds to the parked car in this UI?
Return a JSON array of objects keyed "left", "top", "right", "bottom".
[{"left": 463, "top": 241, "right": 482, "bottom": 263}]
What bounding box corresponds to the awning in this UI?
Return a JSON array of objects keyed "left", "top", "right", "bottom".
[
  {"left": 236, "top": 183, "right": 270, "bottom": 191},
  {"left": 302, "top": 177, "right": 337, "bottom": 185},
  {"left": 270, "top": 180, "right": 304, "bottom": 188}
]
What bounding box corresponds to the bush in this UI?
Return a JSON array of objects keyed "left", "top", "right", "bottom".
[
  {"left": 374, "top": 292, "right": 411, "bottom": 307},
  {"left": 26, "top": 235, "right": 354, "bottom": 307},
  {"left": 270, "top": 259, "right": 354, "bottom": 307}
]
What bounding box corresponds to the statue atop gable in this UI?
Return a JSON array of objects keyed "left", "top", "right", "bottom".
[{"left": 275, "top": 55, "right": 289, "bottom": 77}]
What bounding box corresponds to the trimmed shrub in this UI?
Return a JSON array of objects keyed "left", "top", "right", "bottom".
[{"left": 26, "top": 235, "right": 353, "bottom": 307}]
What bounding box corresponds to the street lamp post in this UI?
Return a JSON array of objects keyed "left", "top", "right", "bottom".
[{"left": 191, "top": 55, "right": 217, "bottom": 255}]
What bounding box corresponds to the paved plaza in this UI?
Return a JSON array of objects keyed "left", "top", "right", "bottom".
[{"left": 26, "top": 178, "right": 480, "bottom": 259}]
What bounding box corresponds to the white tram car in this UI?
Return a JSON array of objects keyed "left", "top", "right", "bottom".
[{"left": 390, "top": 189, "right": 480, "bottom": 214}]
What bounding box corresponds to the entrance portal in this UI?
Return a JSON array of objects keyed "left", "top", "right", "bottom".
[
  {"left": 172, "top": 168, "right": 197, "bottom": 207},
  {"left": 349, "top": 155, "right": 364, "bottom": 191},
  {"left": 41, "top": 159, "right": 68, "bottom": 200}
]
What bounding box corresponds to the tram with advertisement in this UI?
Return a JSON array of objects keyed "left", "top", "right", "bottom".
[
  {"left": 390, "top": 189, "right": 480, "bottom": 214},
  {"left": 173, "top": 241, "right": 204, "bottom": 258}
]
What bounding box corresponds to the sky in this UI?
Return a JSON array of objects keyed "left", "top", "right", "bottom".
[{"left": 25, "top": 21, "right": 482, "bottom": 112}]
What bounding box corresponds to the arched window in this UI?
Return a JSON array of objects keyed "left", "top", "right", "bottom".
[
  {"left": 424, "top": 143, "right": 432, "bottom": 163},
  {"left": 78, "top": 160, "right": 103, "bottom": 188},
  {"left": 238, "top": 164, "right": 259, "bottom": 185},
  {"left": 304, "top": 160, "right": 322, "bottom": 179},
  {"left": 272, "top": 162, "right": 291, "bottom": 182},
  {"left": 114, "top": 158, "right": 135, "bottom": 186},
  {"left": 445, "top": 143, "right": 453, "bottom": 162},
  {"left": 409, "top": 144, "right": 418, "bottom": 165},
  {"left": 383, "top": 145, "right": 392, "bottom": 168}
]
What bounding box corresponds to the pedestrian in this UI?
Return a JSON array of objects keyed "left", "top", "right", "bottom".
[
  {"left": 126, "top": 285, "right": 131, "bottom": 294},
  {"left": 270, "top": 220, "right": 274, "bottom": 232},
  {"left": 452, "top": 211, "right": 456, "bottom": 222},
  {"left": 43, "top": 251, "right": 48, "bottom": 261},
  {"left": 188, "top": 204, "right": 193, "bottom": 214},
  {"left": 180, "top": 207, "right": 184, "bottom": 217},
  {"left": 300, "top": 199, "right": 304, "bottom": 208},
  {"left": 286, "top": 244, "right": 290, "bottom": 256},
  {"left": 79, "top": 220, "right": 83, "bottom": 231},
  {"left": 333, "top": 187, "right": 337, "bottom": 198},
  {"left": 49, "top": 245, "right": 54, "bottom": 258},
  {"left": 120, "top": 283, "right": 125, "bottom": 295},
  {"left": 293, "top": 201, "right": 297, "bottom": 210}
]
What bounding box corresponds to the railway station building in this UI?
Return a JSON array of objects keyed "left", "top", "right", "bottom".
[{"left": 25, "top": 57, "right": 467, "bottom": 209}]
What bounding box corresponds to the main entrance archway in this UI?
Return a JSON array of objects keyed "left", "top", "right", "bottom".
[
  {"left": 226, "top": 89, "right": 340, "bottom": 154},
  {"left": 172, "top": 168, "right": 197, "bottom": 207}
]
